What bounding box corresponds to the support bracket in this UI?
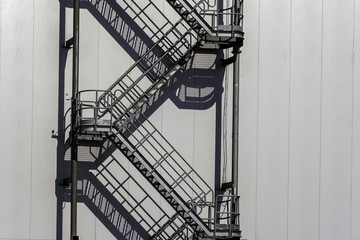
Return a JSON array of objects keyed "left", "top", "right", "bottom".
[
  {"left": 64, "top": 37, "right": 74, "bottom": 48},
  {"left": 59, "top": 177, "right": 71, "bottom": 186},
  {"left": 221, "top": 181, "right": 233, "bottom": 190}
]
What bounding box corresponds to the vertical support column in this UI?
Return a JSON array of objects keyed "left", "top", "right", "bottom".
[
  {"left": 233, "top": 0, "right": 241, "bottom": 25},
  {"left": 70, "top": 0, "right": 80, "bottom": 239}
]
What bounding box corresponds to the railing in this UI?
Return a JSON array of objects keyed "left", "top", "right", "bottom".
[
  {"left": 111, "top": 103, "right": 214, "bottom": 211},
  {"left": 186, "top": 0, "right": 216, "bottom": 14},
  {"left": 115, "top": 0, "right": 175, "bottom": 43},
  {"left": 182, "top": 0, "right": 244, "bottom": 36},
  {"left": 204, "top": 4, "right": 244, "bottom": 32},
  {"left": 188, "top": 194, "right": 241, "bottom": 237},
  {"left": 95, "top": 19, "right": 199, "bottom": 122},
  {"left": 76, "top": 90, "right": 114, "bottom": 133},
  {"left": 212, "top": 194, "right": 241, "bottom": 237},
  {"left": 151, "top": 213, "right": 194, "bottom": 239}
]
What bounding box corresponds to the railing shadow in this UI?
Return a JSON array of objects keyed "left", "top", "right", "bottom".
[
  {"left": 60, "top": 137, "right": 176, "bottom": 239},
  {"left": 56, "top": 0, "right": 227, "bottom": 239},
  {"left": 63, "top": 172, "right": 151, "bottom": 240},
  {"left": 66, "top": 0, "right": 175, "bottom": 74}
]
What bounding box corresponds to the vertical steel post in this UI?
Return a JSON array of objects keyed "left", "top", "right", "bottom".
[
  {"left": 233, "top": 0, "right": 240, "bottom": 25},
  {"left": 71, "top": 0, "right": 80, "bottom": 239},
  {"left": 232, "top": 46, "right": 240, "bottom": 196}
]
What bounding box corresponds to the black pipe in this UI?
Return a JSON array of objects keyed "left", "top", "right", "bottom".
[{"left": 71, "top": 0, "right": 80, "bottom": 238}]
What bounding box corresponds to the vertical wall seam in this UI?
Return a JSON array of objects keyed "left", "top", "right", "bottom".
[
  {"left": 96, "top": 15, "right": 100, "bottom": 90},
  {"left": 95, "top": 16, "right": 97, "bottom": 229},
  {"left": 0, "top": 0, "right": 2, "bottom": 86},
  {"left": 286, "top": 0, "right": 293, "bottom": 239},
  {"left": 30, "top": 0, "right": 35, "bottom": 237},
  {"left": 318, "top": 0, "right": 324, "bottom": 239},
  {"left": 255, "top": 0, "right": 261, "bottom": 238},
  {"left": 350, "top": 0, "right": 356, "bottom": 239}
]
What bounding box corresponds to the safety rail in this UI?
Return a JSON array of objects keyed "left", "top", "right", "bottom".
[
  {"left": 76, "top": 90, "right": 114, "bottom": 133},
  {"left": 96, "top": 18, "right": 200, "bottom": 122},
  {"left": 203, "top": 2, "right": 244, "bottom": 35},
  {"left": 95, "top": 87, "right": 214, "bottom": 210},
  {"left": 213, "top": 195, "right": 241, "bottom": 237},
  {"left": 116, "top": 0, "right": 175, "bottom": 43},
  {"left": 151, "top": 213, "right": 194, "bottom": 239},
  {"left": 169, "top": 0, "right": 244, "bottom": 39},
  {"left": 188, "top": 194, "right": 240, "bottom": 235},
  {"left": 111, "top": 102, "right": 214, "bottom": 211}
]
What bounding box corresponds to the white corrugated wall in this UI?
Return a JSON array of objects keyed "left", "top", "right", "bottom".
[
  {"left": 0, "top": 0, "right": 359, "bottom": 239},
  {"left": 239, "top": 0, "right": 360, "bottom": 239}
]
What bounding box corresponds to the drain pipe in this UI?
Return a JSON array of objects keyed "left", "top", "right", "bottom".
[
  {"left": 230, "top": 45, "right": 241, "bottom": 234},
  {"left": 231, "top": 45, "right": 241, "bottom": 196},
  {"left": 70, "top": 0, "right": 80, "bottom": 239}
]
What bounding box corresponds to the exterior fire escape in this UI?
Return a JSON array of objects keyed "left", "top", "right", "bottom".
[{"left": 69, "top": 0, "right": 244, "bottom": 239}]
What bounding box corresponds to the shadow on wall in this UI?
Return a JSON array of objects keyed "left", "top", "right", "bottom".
[{"left": 56, "top": 0, "right": 227, "bottom": 239}]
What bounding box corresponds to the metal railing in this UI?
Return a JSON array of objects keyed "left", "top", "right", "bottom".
[
  {"left": 96, "top": 18, "right": 199, "bottom": 122},
  {"left": 179, "top": 0, "right": 244, "bottom": 37},
  {"left": 151, "top": 213, "right": 195, "bottom": 239},
  {"left": 203, "top": 4, "right": 244, "bottom": 33},
  {"left": 111, "top": 101, "right": 214, "bottom": 212},
  {"left": 188, "top": 193, "right": 240, "bottom": 235},
  {"left": 115, "top": 0, "right": 175, "bottom": 43},
  {"left": 214, "top": 195, "right": 240, "bottom": 233},
  {"left": 76, "top": 90, "right": 114, "bottom": 133}
]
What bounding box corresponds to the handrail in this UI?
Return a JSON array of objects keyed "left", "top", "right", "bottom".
[
  {"left": 89, "top": 19, "right": 199, "bottom": 126},
  {"left": 113, "top": 104, "right": 214, "bottom": 210},
  {"left": 202, "top": 0, "right": 244, "bottom": 31},
  {"left": 213, "top": 194, "right": 240, "bottom": 236},
  {"left": 75, "top": 90, "right": 114, "bottom": 132},
  {"left": 167, "top": 0, "right": 244, "bottom": 38}
]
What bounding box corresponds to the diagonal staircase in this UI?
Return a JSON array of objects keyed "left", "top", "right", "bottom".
[
  {"left": 106, "top": 127, "right": 212, "bottom": 236},
  {"left": 76, "top": 0, "right": 244, "bottom": 239}
]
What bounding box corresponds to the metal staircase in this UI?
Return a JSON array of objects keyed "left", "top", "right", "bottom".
[{"left": 74, "top": 0, "right": 244, "bottom": 239}]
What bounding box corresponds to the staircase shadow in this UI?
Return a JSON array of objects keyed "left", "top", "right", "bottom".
[
  {"left": 63, "top": 172, "right": 151, "bottom": 240},
  {"left": 66, "top": 0, "right": 175, "bottom": 73},
  {"left": 60, "top": 139, "right": 176, "bottom": 239}
]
